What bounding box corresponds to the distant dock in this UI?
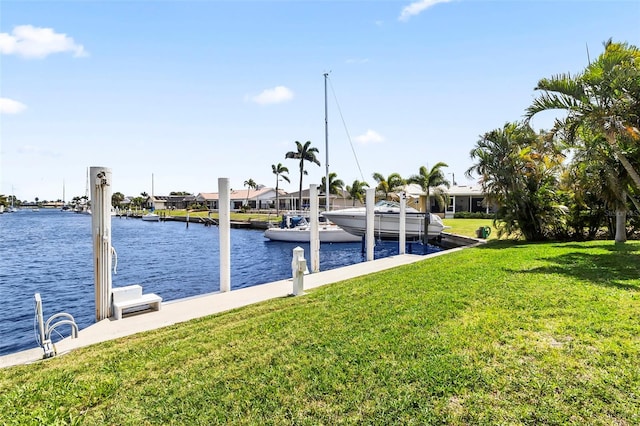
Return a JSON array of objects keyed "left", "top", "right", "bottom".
[{"left": 114, "top": 213, "right": 270, "bottom": 229}]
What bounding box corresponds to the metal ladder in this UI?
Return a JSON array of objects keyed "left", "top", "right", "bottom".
[{"left": 34, "top": 293, "right": 78, "bottom": 359}]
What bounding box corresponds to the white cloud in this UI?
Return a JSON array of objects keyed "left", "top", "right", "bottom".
[
  {"left": 399, "top": 0, "right": 454, "bottom": 22},
  {"left": 0, "top": 98, "right": 27, "bottom": 114},
  {"left": 250, "top": 86, "right": 294, "bottom": 105},
  {"left": 0, "top": 25, "right": 88, "bottom": 59},
  {"left": 354, "top": 129, "right": 384, "bottom": 145}
]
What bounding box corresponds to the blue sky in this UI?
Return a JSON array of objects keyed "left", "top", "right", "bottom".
[{"left": 1, "top": 0, "right": 639, "bottom": 202}]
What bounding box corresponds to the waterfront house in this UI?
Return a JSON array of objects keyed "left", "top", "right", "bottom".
[
  {"left": 230, "top": 186, "right": 280, "bottom": 210},
  {"left": 196, "top": 187, "right": 284, "bottom": 211},
  {"left": 403, "top": 184, "right": 496, "bottom": 218},
  {"left": 147, "top": 194, "right": 196, "bottom": 210},
  {"left": 282, "top": 189, "right": 364, "bottom": 211},
  {"left": 195, "top": 193, "right": 219, "bottom": 210}
]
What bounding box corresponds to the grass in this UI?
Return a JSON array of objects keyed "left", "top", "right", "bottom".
[
  {"left": 157, "top": 209, "right": 276, "bottom": 222},
  {"left": 1, "top": 241, "right": 639, "bottom": 424},
  {"left": 443, "top": 218, "right": 499, "bottom": 239}
]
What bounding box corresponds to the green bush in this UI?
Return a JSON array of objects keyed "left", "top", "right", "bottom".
[{"left": 453, "top": 211, "right": 493, "bottom": 219}]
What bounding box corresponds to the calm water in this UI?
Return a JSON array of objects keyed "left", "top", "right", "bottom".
[{"left": 0, "top": 209, "right": 441, "bottom": 356}]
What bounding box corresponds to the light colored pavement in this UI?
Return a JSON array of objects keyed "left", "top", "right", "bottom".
[{"left": 0, "top": 245, "right": 469, "bottom": 369}]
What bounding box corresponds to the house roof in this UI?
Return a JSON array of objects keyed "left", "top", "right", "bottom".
[
  {"left": 230, "top": 187, "right": 274, "bottom": 199},
  {"left": 196, "top": 187, "right": 281, "bottom": 201},
  {"left": 196, "top": 192, "right": 219, "bottom": 201}
]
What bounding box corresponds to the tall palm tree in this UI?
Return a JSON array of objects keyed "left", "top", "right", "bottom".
[
  {"left": 285, "top": 140, "right": 320, "bottom": 211},
  {"left": 319, "top": 172, "right": 345, "bottom": 210},
  {"left": 243, "top": 178, "right": 257, "bottom": 209},
  {"left": 371, "top": 172, "right": 405, "bottom": 201},
  {"left": 271, "top": 163, "right": 290, "bottom": 215},
  {"left": 346, "top": 180, "right": 369, "bottom": 206},
  {"left": 407, "top": 163, "right": 450, "bottom": 213},
  {"left": 526, "top": 39, "right": 640, "bottom": 191}
]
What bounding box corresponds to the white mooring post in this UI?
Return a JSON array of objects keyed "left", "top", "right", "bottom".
[
  {"left": 399, "top": 192, "right": 406, "bottom": 255},
  {"left": 291, "top": 246, "right": 307, "bottom": 296},
  {"left": 309, "top": 184, "right": 320, "bottom": 273},
  {"left": 219, "top": 177, "right": 231, "bottom": 292},
  {"left": 90, "top": 166, "right": 113, "bottom": 321},
  {"left": 365, "top": 188, "right": 375, "bottom": 261}
]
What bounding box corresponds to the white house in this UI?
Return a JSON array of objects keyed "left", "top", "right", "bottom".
[{"left": 403, "top": 184, "right": 495, "bottom": 218}]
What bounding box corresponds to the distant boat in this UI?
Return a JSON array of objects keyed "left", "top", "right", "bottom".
[
  {"left": 31, "top": 208, "right": 40, "bottom": 212},
  {"left": 141, "top": 213, "right": 160, "bottom": 222},
  {"left": 322, "top": 200, "right": 446, "bottom": 241},
  {"left": 264, "top": 214, "right": 361, "bottom": 243},
  {"left": 8, "top": 186, "right": 18, "bottom": 212}
]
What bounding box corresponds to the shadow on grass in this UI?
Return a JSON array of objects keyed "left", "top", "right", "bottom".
[
  {"left": 551, "top": 242, "right": 640, "bottom": 254},
  {"left": 522, "top": 250, "right": 640, "bottom": 291}
]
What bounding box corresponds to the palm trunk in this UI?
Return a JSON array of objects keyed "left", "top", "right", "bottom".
[
  {"left": 607, "top": 133, "right": 640, "bottom": 191},
  {"left": 298, "top": 169, "right": 303, "bottom": 212},
  {"left": 615, "top": 191, "right": 627, "bottom": 243},
  {"left": 275, "top": 180, "right": 279, "bottom": 216},
  {"left": 629, "top": 193, "right": 640, "bottom": 214}
]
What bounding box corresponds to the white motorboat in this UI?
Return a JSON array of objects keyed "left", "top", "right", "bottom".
[
  {"left": 322, "top": 200, "right": 446, "bottom": 241},
  {"left": 264, "top": 214, "right": 361, "bottom": 243},
  {"left": 141, "top": 213, "right": 160, "bottom": 222}
]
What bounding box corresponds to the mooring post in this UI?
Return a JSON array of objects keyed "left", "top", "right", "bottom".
[
  {"left": 219, "top": 177, "right": 231, "bottom": 292},
  {"left": 365, "top": 188, "right": 375, "bottom": 261},
  {"left": 291, "top": 246, "right": 307, "bottom": 296},
  {"left": 309, "top": 184, "right": 320, "bottom": 273},
  {"left": 399, "top": 191, "right": 406, "bottom": 255},
  {"left": 90, "top": 166, "right": 113, "bottom": 321}
]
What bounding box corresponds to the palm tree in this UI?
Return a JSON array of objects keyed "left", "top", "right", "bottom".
[
  {"left": 319, "top": 172, "right": 345, "bottom": 210},
  {"left": 562, "top": 129, "right": 632, "bottom": 242},
  {"left": 526, "top": 39, "right": 640, "bottom": 191},
  {"left": 371, "top": 172, "right": 405, "bottom": 201},
  {"left": 407, "top": 163, "right": 450, "bottom": 213},
  {"left": 285, "top": 140, "right": 320, "bottom": 211},
  {"left": 346, "top": 180, "right": 369, "bottom": 206},
  {"left": 271, "top": 163, "right": 290, "bottom": 215},
  {"left": 243, "top": 178, "right": 257, "bottom": 209},
  {"left": 466, "top": 122, "right": 565, "bottom": 241}
]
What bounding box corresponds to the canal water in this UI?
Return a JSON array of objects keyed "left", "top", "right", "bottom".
[{"left": 0, "top": 209, "right": 441, "bottom": 356}]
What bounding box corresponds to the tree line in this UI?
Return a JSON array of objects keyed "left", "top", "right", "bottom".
[{"left": 466, "top": 39, "right": 639, "bottom": 242}]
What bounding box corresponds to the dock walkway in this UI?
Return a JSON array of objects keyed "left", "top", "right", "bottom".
[{"left": 0, "top": 247, "right": 464, "bottom": 369}]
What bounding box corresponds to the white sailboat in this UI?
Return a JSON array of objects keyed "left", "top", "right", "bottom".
[
  {"left": 264, "top": 73, "right": 359, "bottom": 243},
  {"left": 142, "top": 173, "right": 160, "bottom": 222},
  {"left": 8, "top": 186, "right": 18, "bottom": 212}
]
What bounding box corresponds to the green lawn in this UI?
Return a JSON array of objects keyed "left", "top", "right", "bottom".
[
  {"left": 1, "top": 241, "right": 639, "bottom": 424},
  {"left": 443, "top": 218, "right": 499, "bottom": 239},
  {"left": 158, "top": 209, "right": 276, "bottom": 222}
]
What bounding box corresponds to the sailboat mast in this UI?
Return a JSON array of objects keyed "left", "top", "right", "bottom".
[{"left": 324, "top": 72, "right": 330, "bottom": 212}]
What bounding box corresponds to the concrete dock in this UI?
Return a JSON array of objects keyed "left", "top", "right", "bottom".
[
  {"left": 0, "top": 250, "right": 442, "bottom": 368},
  {"left": 0, "top": 243, "right": 473, "bottom": 369}
]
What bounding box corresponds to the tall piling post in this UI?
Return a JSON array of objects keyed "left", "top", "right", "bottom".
[
  {"left": 309, "top": 184, "right": 320, "bottom": 273},
  {"left": 219, "top": 177, "right": 231, "bottom": 292},
  {"left": 365, "top": 188, "right": 375, "bottom": 261},
  {"left": 90, "top": 166, "right": 113, "bottom": 321},
  {"left": 399, "top": 192, "right": 406, "bottom": 255}
]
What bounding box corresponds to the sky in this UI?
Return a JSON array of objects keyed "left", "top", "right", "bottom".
[{"left": 1, "top": 0, "right": 639, "bottom": 203}]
